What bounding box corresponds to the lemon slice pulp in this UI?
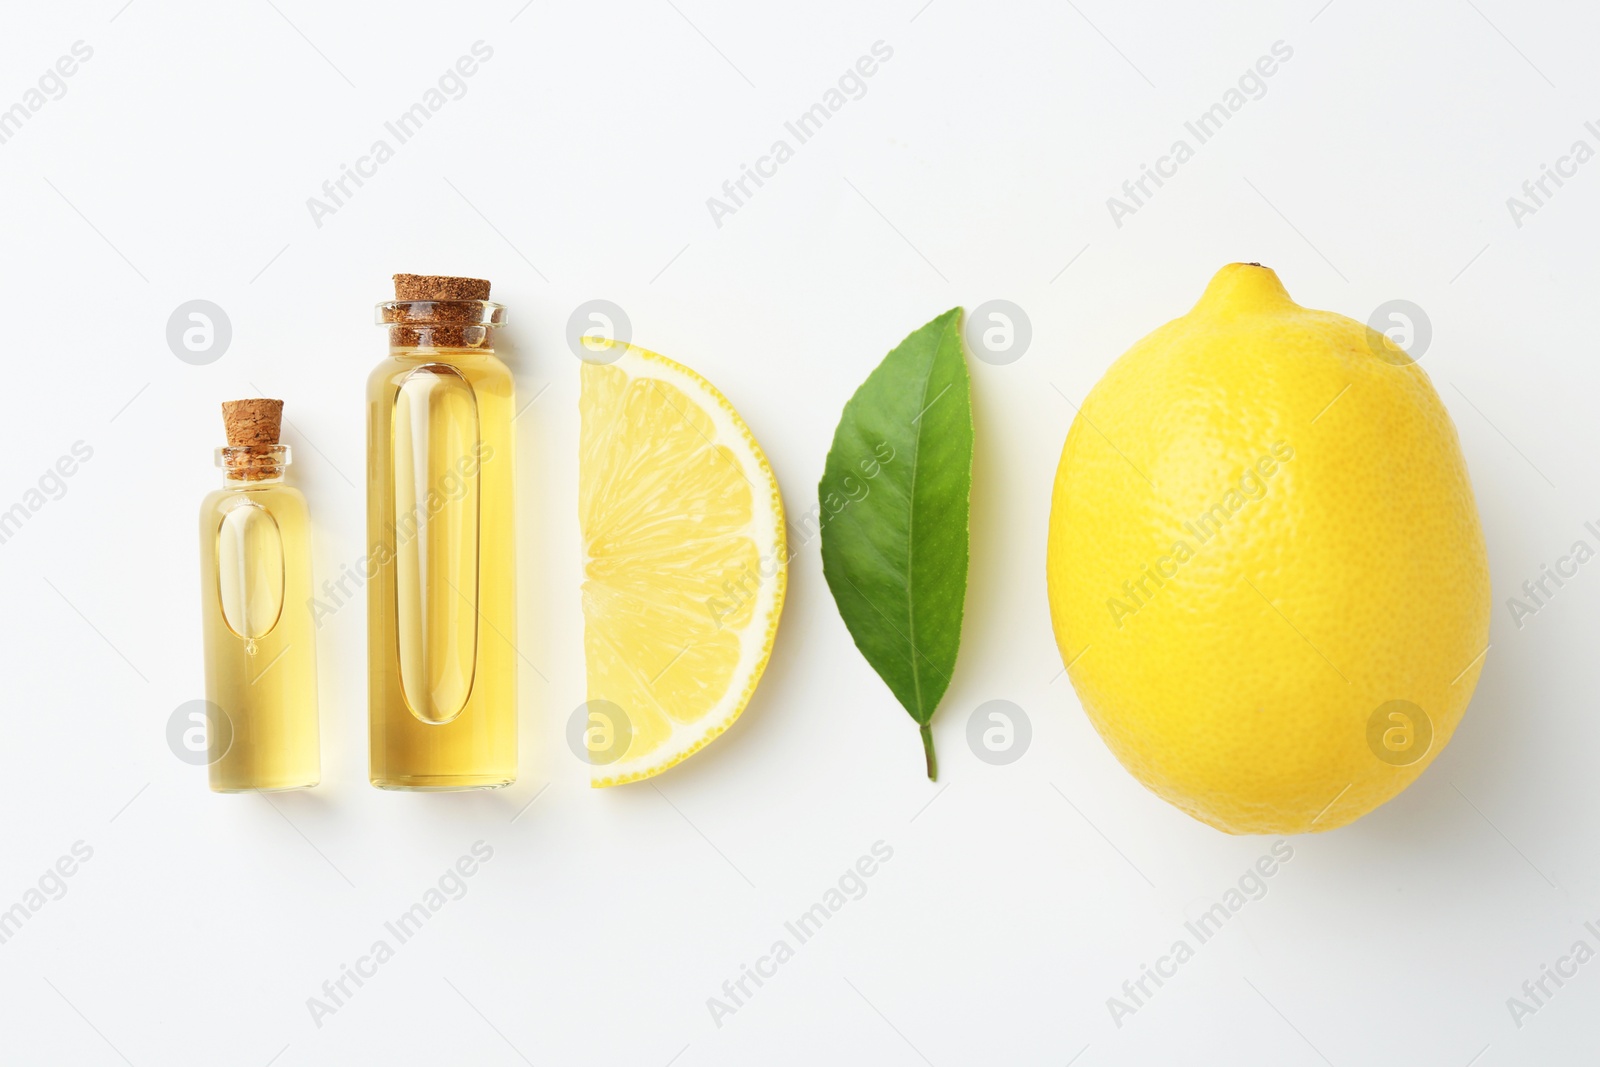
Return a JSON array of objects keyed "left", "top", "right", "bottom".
[{"left": 579, "top": 341, "right": 786, "bottom": 786}]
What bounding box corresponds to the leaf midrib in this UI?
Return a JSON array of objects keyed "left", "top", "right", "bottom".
[{"left": 901, "top": 315, "right": 957, "bottom": 721}]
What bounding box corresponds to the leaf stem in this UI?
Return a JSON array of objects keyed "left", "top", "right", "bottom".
[{"left": 921, "top": 723, "right": 938, "bottom": 781}]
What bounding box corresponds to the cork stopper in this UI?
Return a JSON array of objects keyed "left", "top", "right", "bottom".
[
  {"left": 219, "top": 399, "right": 287, "bottom": 481},
  {"left": 393, "top": 274, "right": 491, "bottom": 301},
  {"left": 221, "top": 398, "right": 283, "bottom": 446},
  {"left": 382, "top": 274, "right": 502, "bottom": 349}
]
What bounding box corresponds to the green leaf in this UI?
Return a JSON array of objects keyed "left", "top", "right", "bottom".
[{"left": 819, "top": 308, "right": 972, "bottom": 781}]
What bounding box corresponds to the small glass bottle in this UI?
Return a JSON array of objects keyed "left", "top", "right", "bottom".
[
  {"left": 368, "top": 274, "right": 517, "bottom": 790},
  {"left": 198, "top": 399, "right": 321, "bottom": 791}
]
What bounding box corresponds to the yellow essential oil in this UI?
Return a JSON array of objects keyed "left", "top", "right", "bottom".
[
  {"left": 198, "top": 400, "right": 321, "bottom": 792},
  {"left": 368, "top": 275, "right": 517, "bottom": 789}
]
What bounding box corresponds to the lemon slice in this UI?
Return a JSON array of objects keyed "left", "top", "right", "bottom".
[{"left": 579, "top": 340, "right": 786, "bottom": 786}]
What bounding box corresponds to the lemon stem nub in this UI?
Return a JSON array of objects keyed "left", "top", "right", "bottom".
[{"left": 921, "top": 723, "right": 938, "bottom": 781}]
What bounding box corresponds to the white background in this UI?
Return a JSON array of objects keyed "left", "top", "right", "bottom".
[{"left": 1, "top": 0, "right": 1596, "bottom": 1063}]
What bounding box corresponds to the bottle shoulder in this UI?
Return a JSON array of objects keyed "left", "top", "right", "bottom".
[
  {"left": 367, "top": 350, "right": 513, "bottom": 396},
  {"left": 200, "top": 484, "right": 309, "bottom": 520}
]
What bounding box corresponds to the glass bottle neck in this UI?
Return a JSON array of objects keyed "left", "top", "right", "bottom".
[
  {"left": 217, "top": 444, "right": 290, "bottom": 485},
  {"left": 387, "top": 342, "right": 498, "bottom": 359},
  {"left": 222, "top": 470, "right": 284, "bottom": 487},
  {"left": 376, "top": 299, "right": 505, "bottom": 352}
]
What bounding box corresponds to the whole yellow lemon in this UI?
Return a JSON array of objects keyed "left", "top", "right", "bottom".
[{"left": 1046, "top": 264, "right": 1490, "bottom": 834}]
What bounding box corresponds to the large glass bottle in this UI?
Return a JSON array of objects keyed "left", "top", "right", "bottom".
[
  {"left": 198, "top": 399, "right": 321, "bottom": 792},
  {"left": 368, "top": 274, "right": 517, "bottom": 789}
]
